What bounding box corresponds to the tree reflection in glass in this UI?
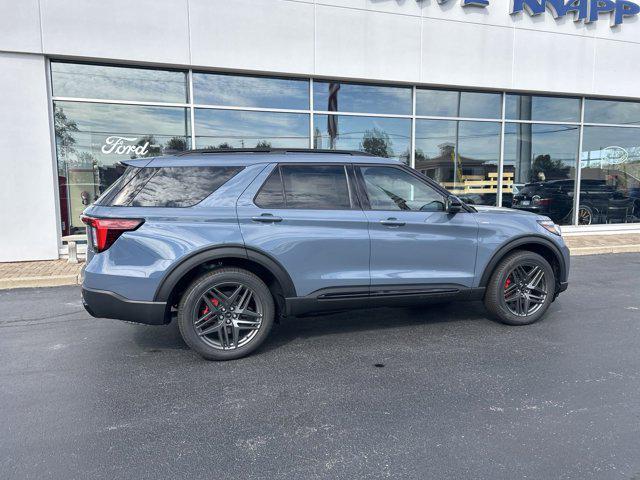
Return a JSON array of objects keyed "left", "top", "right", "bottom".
[
  {"left": 194, "top": 109, "right": 309, "bottom": 149},
  {"left": 414, "top": 120, "right": 501, "bottom": 205},
  {"left": 313, "top": 114, "right": 410, "bottom": 163},
  {"left": 53, "top": 101, "right": 190, "bottom": 234}
]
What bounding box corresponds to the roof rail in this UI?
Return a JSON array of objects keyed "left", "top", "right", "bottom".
[{"left": 175, "top": 147, "right": 374, "bottom": 157}]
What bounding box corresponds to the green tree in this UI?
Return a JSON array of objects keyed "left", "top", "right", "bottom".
[
  {"left": 256, "top": 140, "right": 272, "bottom": 149},
  {"left": 133, "top": 135, "right": 161, "bottom": 158},
  {"left": 166, "top": 136, "right": 187, "bottom": 152},
  {"left": 360, "top": 128, "right": 393, "bottom": 157},
  {"left": 531, "top": 154, "right": 570, "bottom": 182},
  {"left": 54, "top": 105, "right": 79, "bottom": 159}
]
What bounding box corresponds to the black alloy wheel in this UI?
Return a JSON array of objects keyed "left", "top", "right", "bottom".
[
  {"left": 178, "top": 267, "right": 275, "bottom": 360},
  {"left": 484, "top": 250, "right": 556, "bottom": 326}
]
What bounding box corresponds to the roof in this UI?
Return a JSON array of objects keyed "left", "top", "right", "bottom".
[{"left": 123, "top": 148, "right": 401, "bottom": 168}]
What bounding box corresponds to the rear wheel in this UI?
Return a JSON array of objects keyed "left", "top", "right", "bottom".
[
  {"left": 484, "top": 250, "right": 555, "bottom": 326},
  {"left": 177, "top": 267, "right": 274, "bottom": 360},
  {"left": 578, "top": 205, "right": 593, "bottom": 225}
]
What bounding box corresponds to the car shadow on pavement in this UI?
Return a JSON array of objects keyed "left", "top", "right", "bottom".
[
  {"left": 128, "top": 301, "right": 490, "bottom": 356},
  {"left": 131, "top": 321, "right": 188, "bottom": 351},
  {"left": 258, "top": 301, "right": 489, "bottom": 354}
]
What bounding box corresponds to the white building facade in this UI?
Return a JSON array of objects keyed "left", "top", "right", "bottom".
[{"left": 1, "top": 0, "right": 640, "bottom": 262}]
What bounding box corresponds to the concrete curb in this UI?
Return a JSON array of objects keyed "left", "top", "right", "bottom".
[
  {"left": 0, "top": 274, "right": 81, "bottom": 290},
  {"left": 569, "top": 244, "right": 640, "bottom": 256}
]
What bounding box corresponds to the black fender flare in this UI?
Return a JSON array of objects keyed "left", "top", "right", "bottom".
[
  {"left": 478, "top": 235, "right": 567, "bottom": 287},
  {"left": 153, "top": 244, "right": 297, "bottom": 302}
]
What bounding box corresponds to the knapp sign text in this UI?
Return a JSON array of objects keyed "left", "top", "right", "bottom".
[{"left": 417, "top": 0, "right": 640, "bottom": 26}]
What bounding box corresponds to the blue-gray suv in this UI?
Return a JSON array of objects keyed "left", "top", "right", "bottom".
[{"left": 81, "top": 149, "right": 569, "bottom": 360}]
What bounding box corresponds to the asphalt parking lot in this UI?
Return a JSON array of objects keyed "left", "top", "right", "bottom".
[{"left": 1, "top": 253, "right": 640, "bottom": 480}]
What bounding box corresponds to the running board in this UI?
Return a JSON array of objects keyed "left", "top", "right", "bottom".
[{"left": 285, "top": 285, "right": 484, "bottom": 317}]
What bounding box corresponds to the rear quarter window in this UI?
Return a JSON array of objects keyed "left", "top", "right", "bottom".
[
  {"left": 100, "top": 166, "right": 243, "bottom": 207},
  {"left": 94, "top": 166, "right": 140, "bottom": 206}
]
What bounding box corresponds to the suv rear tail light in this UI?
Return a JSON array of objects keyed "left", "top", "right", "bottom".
[
  {"left": 80, "top": 216, "right": 144, "bottom": 252},
  {"left": 531, "top": 195, "right": 551, "bottom": 207}
]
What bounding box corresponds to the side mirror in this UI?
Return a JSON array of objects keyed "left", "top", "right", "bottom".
[{"left": 447, "top": 195, "right": 463, "bottom": 214}]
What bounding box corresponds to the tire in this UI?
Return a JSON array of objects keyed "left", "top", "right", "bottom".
[
  {"left": 484, "top": 250, "right": 555, "bottom": 326},
  {"left": 577, "top": 205, "right": 593, "bottom": 225},
  {"left": 177, "top": 267, "right": 275, "bottom": 360}
]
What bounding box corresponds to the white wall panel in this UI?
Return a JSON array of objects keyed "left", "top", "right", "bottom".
[
  {"left": 39, "top": 0, "right": 190, "bottom": 65},
  {"left": 190, "top": 0, "right": 314, "bottom": 74},
  {"left": 317, "top": 0, "right": 367, "bottom": 8},
  {"left": 315, "top": 4, "right": 421, "bottom": 81},
  {"left": 512, "top": 28, "right": 595, "bottom": 94},
  {"left": 593, "top": 38, "right": 640, "bottom": 98},
  {"left": 0, "top": 0, "right": 42, "bottom": 53},
  {"left": 365, "top": 0, "right": 423, "bottom": 16},
  {"left": 0, "top": 0, "right": 637, "bottom": 98},
  {"left": 0, "top": 53, "right": 59, "bottom": 261},
  {"left": 420, "top": 19, "right": 514, "bottom": 89},
  {"left": 421, "top": 0, "right": 514, "bottom": 28},
  {"left": 588, "top": 14, "right": 640, "bottom": 43}
]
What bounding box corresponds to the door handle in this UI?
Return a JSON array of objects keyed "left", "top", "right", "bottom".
[
  {"left": 380, "top": 218, "right": 405, "bottom": 227},
  {"left": 252, "top": 214, "right": 283, "bottom": 223}
]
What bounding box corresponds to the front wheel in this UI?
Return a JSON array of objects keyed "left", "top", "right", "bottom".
[
  {"left": 177, "top": 267, "right": 275, "bottom": 360},
  {"left": 484, "top": 251, "right": 555, "bottom": 326}
]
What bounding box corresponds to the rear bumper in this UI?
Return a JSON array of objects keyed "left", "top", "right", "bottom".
[{"left": 82, "top": 287, "right": 168, "bottom": 325}]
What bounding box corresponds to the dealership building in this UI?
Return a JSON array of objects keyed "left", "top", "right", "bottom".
[{"left": 1, "top": 0, "right": 640, "bottom": 262}]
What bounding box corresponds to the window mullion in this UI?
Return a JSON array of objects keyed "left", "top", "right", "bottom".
[{"left": 497, "top": 93, "right": 506, "bottom": 207}]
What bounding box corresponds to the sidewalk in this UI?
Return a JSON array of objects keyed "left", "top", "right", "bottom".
[
  {"left": 0, "top": 260, "right": 83, "bottom": 290},
  {"left": 1, "top": 233, "right": 639, "bottom": 289},
  {"left": 564, "top": 232, "right": 640, "bottom": 256}
]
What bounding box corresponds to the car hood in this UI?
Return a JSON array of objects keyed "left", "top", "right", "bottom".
[{"left": 473, "top": 205, "right": 545, "bottom": 219}]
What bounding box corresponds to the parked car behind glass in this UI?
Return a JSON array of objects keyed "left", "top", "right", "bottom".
[{"left": 512, "top": 179, "right": 639, "bottom": 225}]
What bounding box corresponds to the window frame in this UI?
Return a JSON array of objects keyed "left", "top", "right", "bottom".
[
  {"left": 192, "top": 70, "right": 310, "bottom": 110},
  {"left": 415, "top": 87, "right": 503, "bottom": 120},
  {"left": 313, "top": 79, "right": 413, "bottom": 116},
  {"left": 50, "top": 60, "right": 190, "bottom": 104},
  {"left": 504, "top": 93, "right": 582, "bottom": 123},
  {"left": 49, "top": 57, "right": 640, "bottom": 230},
  {"left": 354, "top": 163, "right": 457, "bottom": 213},
  {"left": 252, "top": 163, "right": 361, "bottom": 211}
]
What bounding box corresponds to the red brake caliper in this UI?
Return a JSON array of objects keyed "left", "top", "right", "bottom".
[
  {"left": 504, "top": 277, "right": 512, "bottom": 290},
  {"left": 201, "top": 298, "right": 220, "bottom": 316}
]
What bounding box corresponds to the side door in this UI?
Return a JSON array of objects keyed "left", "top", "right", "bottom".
[
  {"left": 355, "top": 164, "right": 479, "bottom": 289},
  {"left": 236, "top": 162, "right": 370, "bottom": 298}
]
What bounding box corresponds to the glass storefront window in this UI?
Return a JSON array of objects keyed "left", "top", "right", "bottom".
[
  {"left": 579, "top": 126, "right": 640, "bottom": 224},
  {"left": 54, "top": 101, "right": 191, "bottom": 234},
  {"left": 503, "top": 123, "right": 579, "bottom": 225},
  {"left": 50, "top": 60, "right": 640, "bottom": 231},
  {"left": 194, "top": 109, "right": 309, "bottom": 149},
  {"left": 51, "top": 62, "right": 188, "bottom": 103},
  {"left": 584, "top": 98, "right": 640, "bottom": 126},
  {"left": 313, "top": 114, "right": 411, "bottom": 163},
  {"left": 416, "top": 89, "right": 502, "bottom": 119},
  {"left": 193, "top": 72, "right": 309, "bottom": 110},
  {"left": 313, "top": 81, "right": 412, "bottom": 115},
  {"left": 505, "top": 94, "right": 580, "bottom": 123},
  {"left": 415, "top": 120, "right": 501, "bottom": 205}
]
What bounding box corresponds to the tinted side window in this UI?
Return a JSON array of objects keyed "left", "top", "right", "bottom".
[
  {"left": 105, "top": 166, "right": 242, "bottom": 207},
  {"left": 282, "top": 165, "right": 352, "bottom": 209},
  {"left": 94, "top": 166, "right": 139, "bottom": 206},
  {"left": 131, "top": 167, "right": 243, "bottom": 207},
  {"left": 109, "top": 167, "right": 158, "bottom": 206},
  {"left": 360, "top": 166, "right": 446, "bottom": 212},
  {"left": 254, "top": 168, "right": 285, "bottom": 208}
]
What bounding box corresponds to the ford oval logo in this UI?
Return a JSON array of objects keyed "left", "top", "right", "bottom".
[{"left": 602, "top": 146, "right": 629, "bottom": 165}]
